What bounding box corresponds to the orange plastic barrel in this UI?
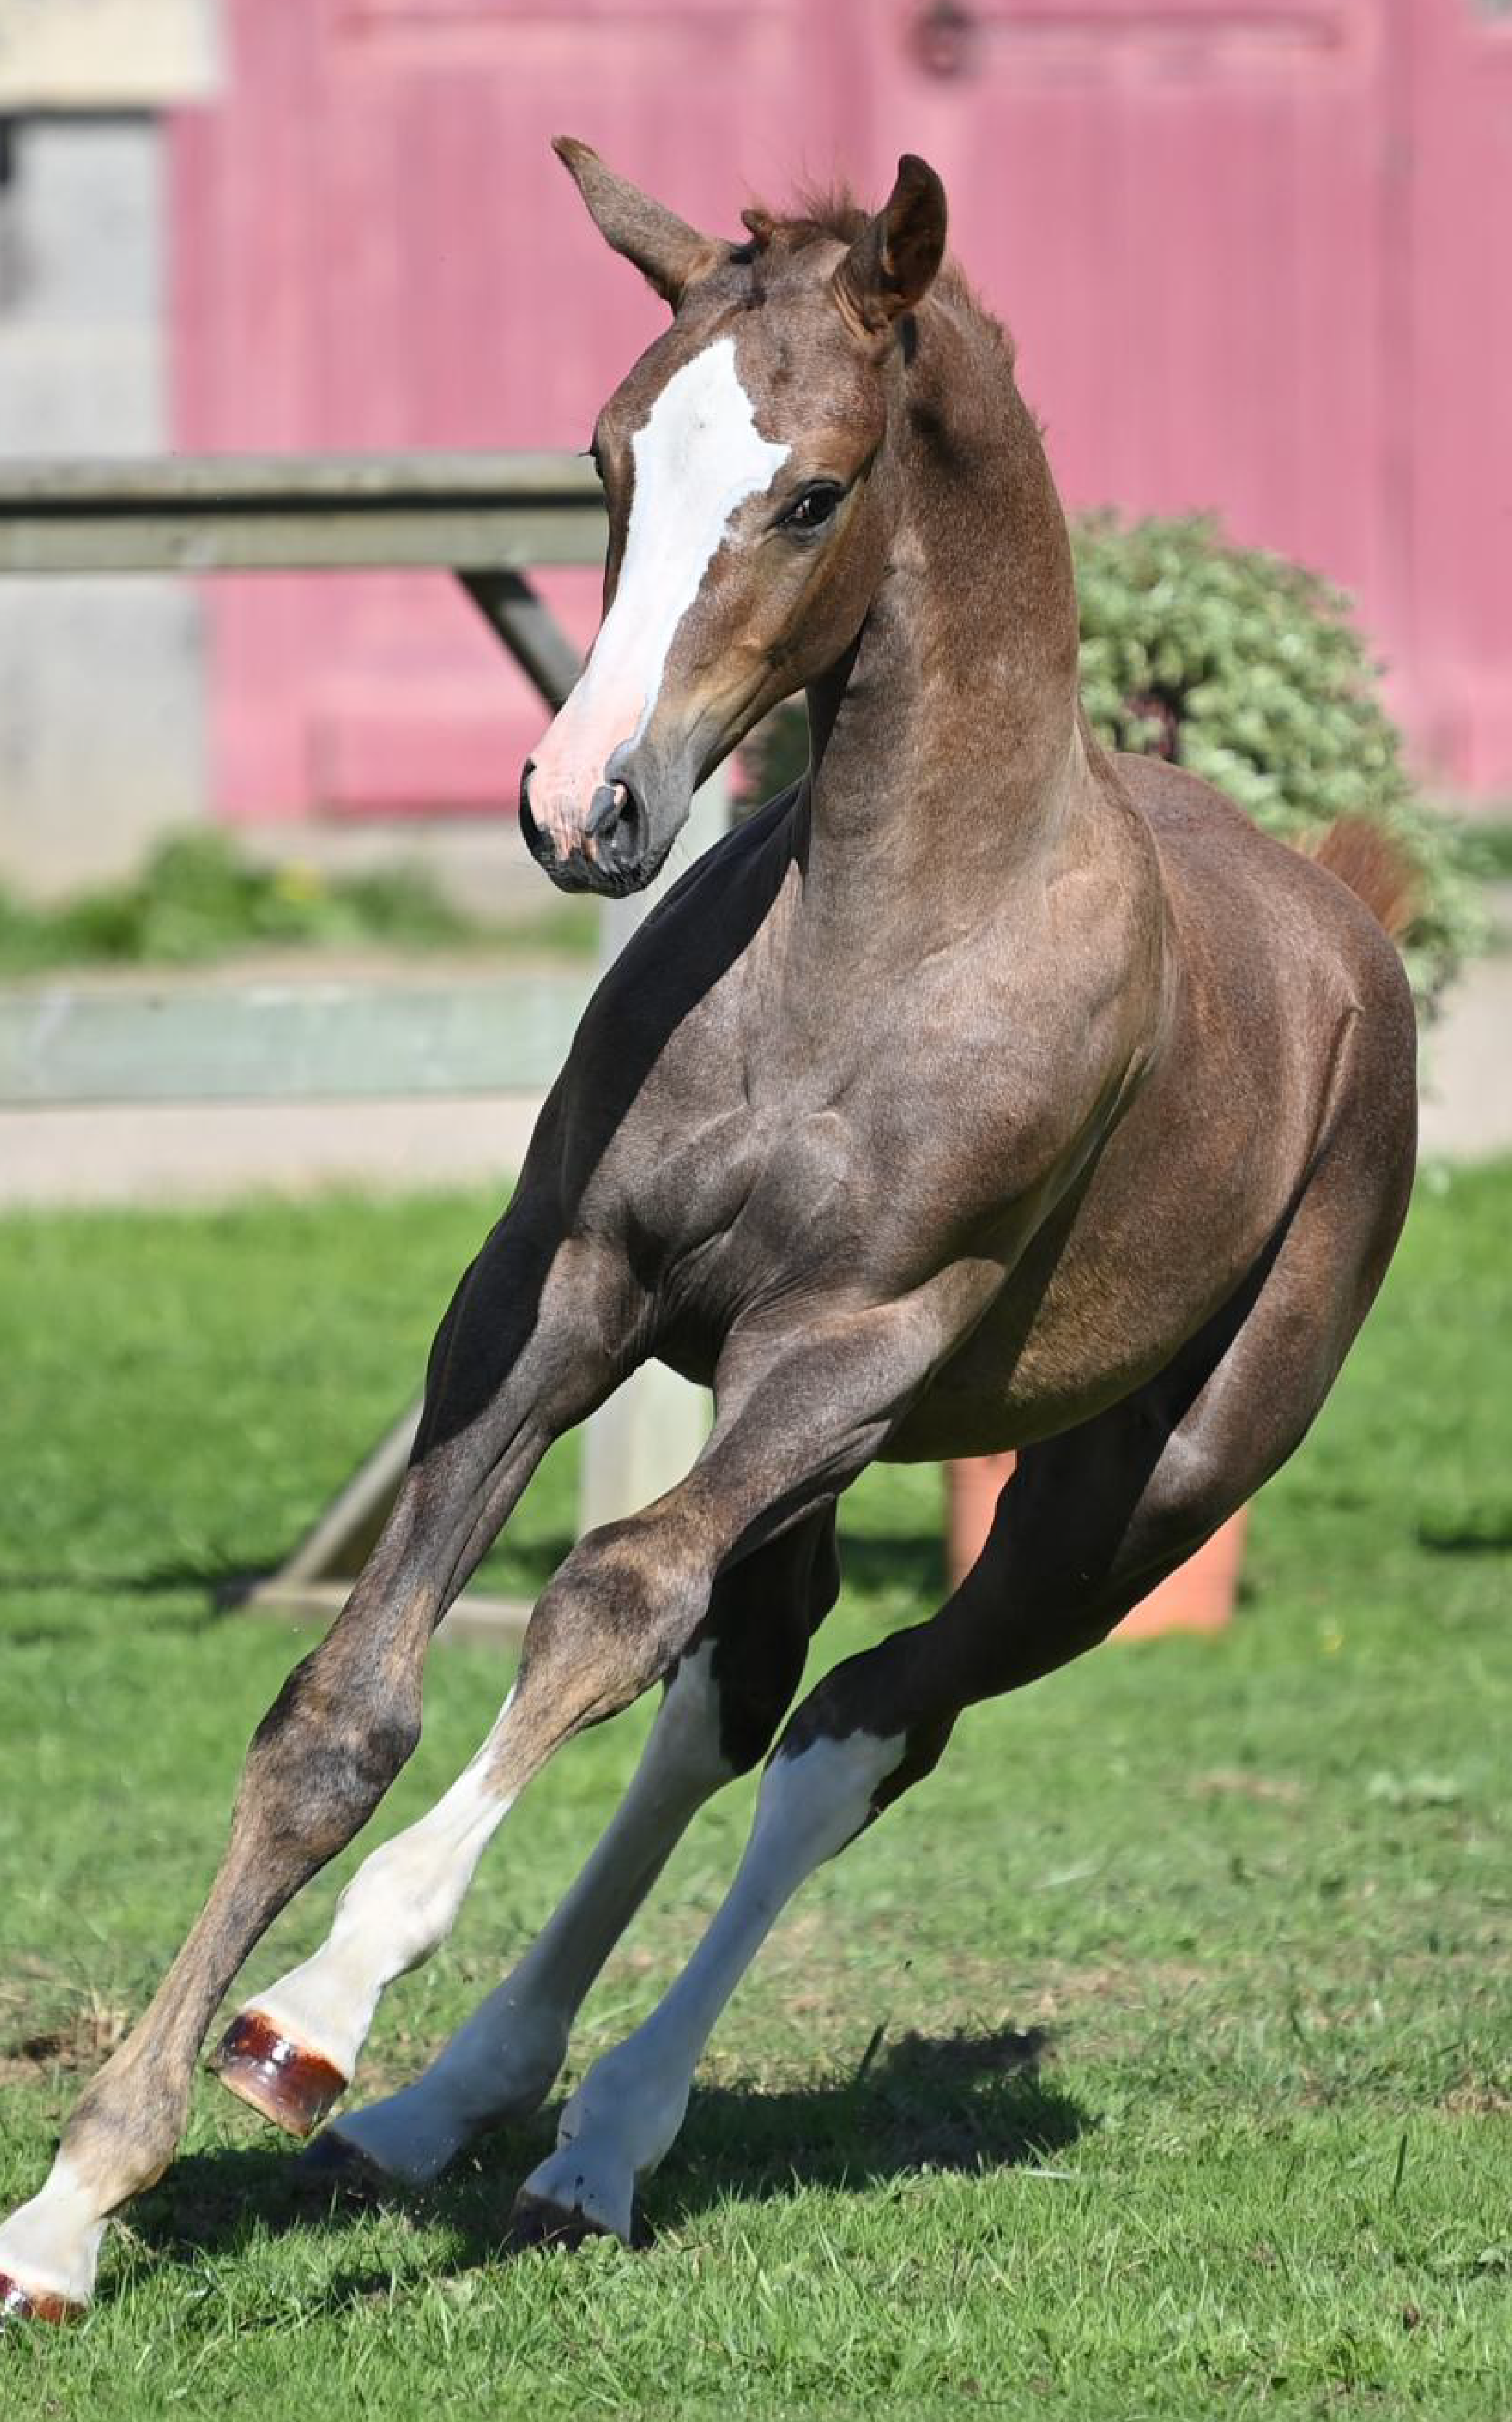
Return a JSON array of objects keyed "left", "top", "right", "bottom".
[{"left": 945, "top": 1454, "right": 1245, "bottom": 1637}]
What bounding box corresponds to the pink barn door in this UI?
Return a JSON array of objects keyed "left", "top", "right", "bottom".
[
  {"left": 848, "top": 0, "right": 1511, "bottom": 797},
  {"left": 171, "top": 0, "right": 844, "bottom": 826},
  {"left": 172, "top": 0, "right": 1512, "bottom": 824}
]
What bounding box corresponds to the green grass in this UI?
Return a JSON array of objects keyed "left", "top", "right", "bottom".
[{"left": 1, "top": 1165, "right": 1508, "bottom": 2416}]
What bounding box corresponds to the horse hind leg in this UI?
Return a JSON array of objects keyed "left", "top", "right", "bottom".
[
  {"left": 304, "top": 1511, "right": 838, "bottom": 2195},
  {"left": 509, "top": 1153, "right": 1408, "bottom": 2249}
]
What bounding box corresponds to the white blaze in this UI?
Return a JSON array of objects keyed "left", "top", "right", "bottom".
[{"left": 529, "top": 337, "right": 789, "bottom": 840}]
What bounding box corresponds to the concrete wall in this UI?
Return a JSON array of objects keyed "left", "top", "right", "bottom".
[
  {"left": 0, "top": 115, "right": 205, "bottom": 895},
  {"left": 0, "top": 1, "right": 220, "bottom": 111}
]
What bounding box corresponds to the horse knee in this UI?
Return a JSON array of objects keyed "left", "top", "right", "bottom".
[
  {"left": 778, "top": 1631, "right": 953, "bottom": 1815},
  {"left": 518, "top": 1520, "right": 707, "bottom": 1725}
]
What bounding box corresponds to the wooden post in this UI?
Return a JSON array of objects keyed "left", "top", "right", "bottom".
[
  {"left": 462, "top": 565, "right": 726, "bottom": 1533},
  {"left": 577, "top": 768, "right": 727, "bottom": 1533}
]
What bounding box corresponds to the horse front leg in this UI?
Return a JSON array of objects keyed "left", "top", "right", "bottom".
[
  {"left": 299, "top": 1511, "right": 839, "bottom": 2194},
  {"left": 398, "top": 1289, "right": 963, "bottom": 2241},
  {"left": 0, "top": 1202, "right": 636, "bottom": 2323},
  {"left": 223, "top": 1295, "right": 945, "bottom": 2209}
]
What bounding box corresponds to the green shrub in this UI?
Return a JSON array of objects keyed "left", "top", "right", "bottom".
[
  {"left": 0, "top": 829, "right": 483, "bottom": 976},
  {"left": 744, "top": 514, "right": 1482, "bottom": 1009}
]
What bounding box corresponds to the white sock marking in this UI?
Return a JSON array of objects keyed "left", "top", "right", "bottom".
[
  {"left": 0, "top": 2152, "right": 107, "bottom": 2307},
  {"left": 332, "top": 1643, "right": 734, "bottom": 2183},
  {"left": 245, "top": 1692, "right": 518, "bottom": 2080},
  {"left": 517, "top": 1726, "right": 903, "bottom": 2235},
  {"left": 529, "top": 337, "right": 789, "bottom": 837}
]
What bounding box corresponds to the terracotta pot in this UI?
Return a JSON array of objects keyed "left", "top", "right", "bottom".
[
  {"left": 945, "top": 1451, "right": 1019, "bottom": 1593},
  {"left": 1113, "top": 1502, "right": 1249, "bottom": 1638},
  {"left": 944, "top": 1453, "right": 1247, "bottom": 1638}
]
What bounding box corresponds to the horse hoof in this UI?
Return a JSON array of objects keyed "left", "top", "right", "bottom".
[
  {"left": 210, "top": 2011, "right": 347, "bottom": 2139},
  {"left": 508, "top": 2185, "right": 647, "bottom": 2253},
  {"left": 296, "top": 2128, "right": 392, "bottom": 2206},
  {"left": 0, "top": 2270, "right": 85, "bottom": 2325},
  {"left": 508, "top": 2187, "right": 614, "bottom": 2253}
]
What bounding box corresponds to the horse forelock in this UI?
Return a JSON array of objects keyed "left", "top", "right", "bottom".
[{"left": 736, "top": 182, "right": 1016, "bottom": 366}]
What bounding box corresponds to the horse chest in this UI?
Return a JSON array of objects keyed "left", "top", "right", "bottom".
[{"left": 606, "top": 1094, "right": 882, "bottom": 1330}]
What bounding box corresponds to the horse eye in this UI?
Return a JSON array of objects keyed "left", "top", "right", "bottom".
[{"left": 782, "top": 483, "right": 843, "bottom": 533}]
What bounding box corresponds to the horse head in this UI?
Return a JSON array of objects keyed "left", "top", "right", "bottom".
[{"left": 519, "top": 139, "right": 947, "bottom": 895}]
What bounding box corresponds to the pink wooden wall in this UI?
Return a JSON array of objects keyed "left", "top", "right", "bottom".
[{"left": 170, "top": 0, "right": 1512, "bottom": 822}]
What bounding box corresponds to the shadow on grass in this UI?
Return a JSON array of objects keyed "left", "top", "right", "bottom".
[
  {"left": 1416, "top": 1518, "right": 1512, "bottom": 1556},
  {"left": 133, "top": 2025, "right": 1087, "bottom": 2297},
  {"left": 0, "top": 1540, "right": 575, "bottom": 1622},
  {"left": 648, "top": 2024, "right": 1085, "bottom": 2228},
  {"left": 0, "top": 1527, "right": 948, "bottom": 1636},
  {"left": 0, "top": 1556, "right": 266, "bottom": 1604},
  {"left": 0, "top": 1560, "right": 246, "bottom": 1646},
  {"left": 834, "top": 1530, "right": 949, "bottom": 1608}
]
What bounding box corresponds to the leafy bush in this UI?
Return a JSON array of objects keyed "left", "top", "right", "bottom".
[
  {"left": 0, "top": 829, "right": 484, "bottom": 976},
  {"left": 744, "top": 514, "right": 1482, "bottom": 1009}
]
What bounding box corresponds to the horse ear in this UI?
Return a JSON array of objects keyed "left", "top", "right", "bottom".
[
  {"left": 553, "top": 136, "right": 720, "bottom": 308},
  {"left": 831, "top": 154, "right": 948, "bottom": 339}
]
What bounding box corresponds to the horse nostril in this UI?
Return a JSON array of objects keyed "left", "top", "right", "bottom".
[
  {"left": 586, "top": 779, "right": 647, "bottom": 880},
  {"left": 586, "top": 780, "right": 628, "bottom": 842},
  {"left": 519, "top": 759, "right": 550, "bottom": 863}
]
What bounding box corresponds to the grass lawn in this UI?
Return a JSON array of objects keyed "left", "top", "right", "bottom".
[{"left": 0, "top": 1163, "right": 1508, "bottom": 2418}]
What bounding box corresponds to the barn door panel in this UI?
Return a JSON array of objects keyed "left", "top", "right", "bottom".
[
  {"left": 860, "top": 1, "right": 1394, "bottom": 607},
  {"left": 1397, "top": 0, "right": 1512, "bottom": 788},
  {"left": 175, "top": 0, "right": 830, "bottom": 821}
]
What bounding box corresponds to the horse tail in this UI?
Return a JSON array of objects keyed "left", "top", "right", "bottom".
[{"left": 1304, "top": 818, "right": 1420, "bottom": 944}]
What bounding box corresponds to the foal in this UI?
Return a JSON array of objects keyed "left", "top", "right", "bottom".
[{"left": 0, "top": 141, "right": 1416, "bottom": 2316}]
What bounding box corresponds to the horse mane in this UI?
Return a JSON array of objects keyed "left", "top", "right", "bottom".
[{"left": 739, "top": 181, "right": 1015, "bottom": 364}]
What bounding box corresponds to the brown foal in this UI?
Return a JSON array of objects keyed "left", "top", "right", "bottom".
[{"left": 0, "top": 141, "right": 1416, "bottom": 2315}]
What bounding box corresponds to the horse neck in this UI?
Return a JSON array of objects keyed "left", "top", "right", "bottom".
[{"left": 799, "top": 301, "right": 1087, "bottom": 952}]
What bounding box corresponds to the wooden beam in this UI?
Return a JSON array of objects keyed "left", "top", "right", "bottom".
[
  {"left": 0, "top": 452, "right": 607, "bottom": 575},
  {"left": 233, "top": 1405, "right": 530, "bottom": 1646},
  {"left": 461, "top": 570, "right": 584, "bottom": 710}
]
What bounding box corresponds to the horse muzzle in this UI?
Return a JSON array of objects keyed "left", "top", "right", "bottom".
[{"left": 519, "top": 749, "right": 684, "bottom": 898}]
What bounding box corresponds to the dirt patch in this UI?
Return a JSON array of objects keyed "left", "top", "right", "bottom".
[
  {"left": 1028, "top": 1958, "right": 1212, "bottom": 2012},
  {"left": 1439, "top": 2074, "right": 1512, "bottom": 2117},
  {"left": 1192, "top": 1768, "right": 1306, "bottom": 1806},
  {"left": 0, "top": 1992, "right": 130, "bottom": 2084}
]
